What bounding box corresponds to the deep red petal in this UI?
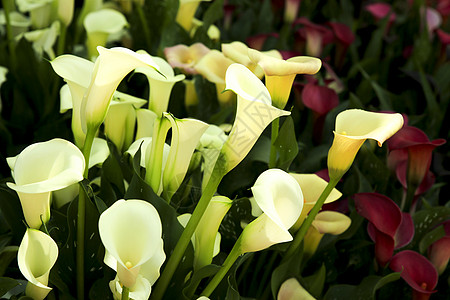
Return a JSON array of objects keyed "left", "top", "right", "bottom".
[
  {"left": 394, "top": 212, "right": 415, "bottom": 249},
  {"left": 301, "top": 83, "right": 339, "bottom": 115}
]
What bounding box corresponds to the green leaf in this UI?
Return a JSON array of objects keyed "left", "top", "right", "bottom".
[
  {"left": 271, "top": 243, "right": 303, "bottom": 299},
  {"left": 0, "top": 277, "right": 20, "bottom": 296},
  {"left": 274, "top": 116, "right": 299, "bottom": 171},
  {"left": 411, "top": 206, "right": 450, "bottom": 249},
  {"left": 183, "top": 264, "right": 221, "bottom": 299},
  {"left": 303, "top": 264, "right": 326, "bottom": 298},
  {"left": 0, "top": 246, "right": 18, "bottom": 277},
  {"left": 418, "top": 224, "right": 446, "bottom": 253}
]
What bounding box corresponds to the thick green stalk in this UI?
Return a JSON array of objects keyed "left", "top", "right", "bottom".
[
  {"left": 2, "top": 0, "right": 16, "bottom": 68},
  {"left": 76, "top": 127, "right": 97, "bottom": 300},
  {"left": 269, "top": 118, "right": 280, "bottom": 168},
  {"left": 136, "top": 5, "right": 152, "bottom": 51},
  {"left": 284, "top": 177, "right": 340, "bottom": 259},
  {"left": 201, "top": 236, "right": 243, "bottom": 297},
  {"left": 57, "top": 22, "right": 67, "bottom": 56},
  {"left": 121, "top": 287, "right": 130, "bottom": 300},
  {"left": 150, "top": 167, "right": 225, "bottom": 300}
]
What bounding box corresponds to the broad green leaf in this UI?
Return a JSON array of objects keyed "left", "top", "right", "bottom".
[
  {"left": 274, "top": 116, "right": 299, "bottom": 171},
  {"left": 411, "top": 206, "right": 450, "bottom": 248},
  {"left": 0, "top": 277, "right": 20, "bottom": 296},
  {"left": 418, "top": 224, "right": 446, "bottom": 253},
  {"left": 303, "top": 264, "right": 326, "bottom": 298}
]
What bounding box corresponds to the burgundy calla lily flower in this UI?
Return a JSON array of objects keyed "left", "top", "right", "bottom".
[
  {"left": 327, "top": 22, "right": 355, "bottom": 68},
  {"left": 389, "top": 250, "right": 438, "bottom": 300},
  {"left": 246, "top": 33, "right": 279, "bottom": 51},
  {"left": 428, "top": 220, "right": 450, "bottom": 275},
  {"left": 294, "top": 17, "right": 334, "bottom": 57},
  {"left": 387, "top": 125, "right": 446, "bottom": 208},
  {"left": 354, "top": 193, "right": 414, "bottom": 267},
  {"left": 366, "top": 2, "right": 397, "bottom": 23}
]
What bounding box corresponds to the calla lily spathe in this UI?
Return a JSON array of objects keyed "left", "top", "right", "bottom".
[
  {"left": 175, "top": 0, "right": 211, "bottom": 31},
  {"left": 327, "top": 109, "right": 404, "bottom": 180},
  {"left": 18, "top": 228, "right": 58, "bottom": 300},
  {"left": 135, "top": 53, "right": 185, "bottom": 116},
  {"left": 135, "top": 108, "right": 158, "bottom": 139},
  {"left": 99, "top": 199, "right": 165, "bottom": 289},
  {"left": 240, "top": 169, "right": 303, "bottom": 253},
  {"left": 164, "top": 43, "right": 210, "bottom": 74},
  {"left": 52, "top": 46, "right": 160, "bottom": 139},
  {"left": 162, "top": 113, "right": 208, "bottom": 200},
  {"left": 289, "top": 173, "right": 342, "bottom": 231},
  {"left": 83, "top": 9, "right": 128, "bottom": 59},
  {"left": 277, "top": 278, "right": 316, "bottom": 300},
  {"left": 248, "top": 48, "right": 322, "bottom": 109},
  {"left": 220, "top": 64, "right": 291, "bottom": 172},
  {"left": 7, "top": 138, "right": 85, "bottom": 228}
]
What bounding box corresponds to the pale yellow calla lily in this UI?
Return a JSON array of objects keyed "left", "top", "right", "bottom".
[
  {"left": 56, "top": 0, "right": 74, "bottom": 26},
  {"left": 221, "top": 64, "right": 291, "bottom": 172},
  {"left": 248, "top": 48, "right": 322, "bottom": 109},
  {"left": 17, "top": 0, "right": 53, "bottom": 29},
  {"left": 277, "top": 278, "right": 316, "bottom": 300},
  {"left": 135, "top": 53, "right": 185, "bottom": 116},
  {"left": 135, "top": 108, "right": 158, "bottom": 140},
  {"left": 303, "top": 211, "right": 351, "bottom": 260},
  {"left": 104, "top": 92, "right": 147, "bottom": 152},
  {"left": 240, "top": 169, "right": 303, "bottom": 253},
  {"left": 221, "top": 41, "right": 282, "bottom": 79},
  {"left": 99, "top": 199, "right": 165, "bottom": 289},
  {"left": 0, "top": 11, "right": 31, "bottom": 37},
  {"left": 83, "top": 8, "right": 128, "bottom": 59},
  {"left": 327, "top": 109, "right": 404, "bottom": 180},
  {"left": 162, "top": 113, "right": 209, "bottom": 200},
  {"left": 52, "top": 55, "right": 94, "bottom": 147},
  {"left": 176, "top": 0, "right": 212, "bottom": 31},
  {"left": 194, "top": 50, "right": 236, "bottom": 105},
  {"left": 194, "top": 196, "right": 232, "bottom": 270},
  {"left": 7, "top": 138, "right": 85, "bottom": 228},
  {"left": 18, "top": 228, "right": 58, "bottom": 300},
  {"left": 20, "top": 21, "right": 60, "bottom": 59},
  {"left": 289, "top": 173, "right": 342, "bottom": 231}
]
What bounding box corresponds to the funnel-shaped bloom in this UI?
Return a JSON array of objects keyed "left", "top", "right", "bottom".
[
  {"left": 176, "top": 0, "right": 211, "bottom": 31},
  {"left": 289, "top": 173, "right": 342, "bottom": 231},
  {"left": 83, "top": 9, "right": 128, "bottom": 59},
  {"left": 52, "top": 55, "right": 94, "bottom": 147},
  {"left": 354, "top": 193, "right": 414, "bottom": 266},
  {"left": 18, "top": 228, "right": 58, "bottom": 300},
  {"left": 303, "top": 211, "right": 351, "bottom": 260},
  {"left": 221, "top": 64, "right": 291, "bottom": 172},
  {"left": 17, "top": 0, "right": 53, "bottom": 29},
  {"left": 428, "top": 220, "right": 450, "bottom": 275},
  {"left": 327, "top": 109, "right": 404, "bottom": 181},
  {"left": 164, "top": 43, "right": 210, "bottom": 74},
  {"left": 366, "top": 3, "right": 397, "bottom": 23},
  {"left": 0, "top": 11, "right": 31, "bottom": 37},
  {"left": 389, "top": 250, "right": 438, "bottom": 300},
  {"left": 135, "top": 108, "right": 158, "bottom": 140},
  {"left": 387, "top": 125, "right": 446, "bottom": 194},
  {"left": 248, "top": 48, "right": 321, "bottom": 109},
  {"left": 135, "top": 53, "right": 185, "bottom": 116},
  {"left": 7, "top": 139, "right": 85, "bottom": 228},
  {"left": 221, "top": 41, "right": 282, "bottom": 79},
  {"left": 277, "top": 277, "right": 316, "bottom": 300},
  {"left": 294, "top": 18, "right": 334, "bottom": 57},
  {"left": 21, "top": 21, "right": 60, "bottom": 59},
  {"left": 193, "top": 196, "right": 232, "bottom": 270},
  {"left": 99, "top": 199, "right": 165, "bottom": 289},
  {"left": 162, "top": 113, "right": 208, "bottom": 200},
  {"left": 194, "top": 50, "right": 235, "bottom": 105},
  {"left": 104, "top": 92, "right": 147, "bottom": 152},
  {"left": 240, "top": 169, "right": 303, "bottom": 253}
]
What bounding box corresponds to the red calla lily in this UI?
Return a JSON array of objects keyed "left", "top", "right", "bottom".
[
  {"left": 389, "top": 250, "right": 438, "bottom": 300},
  {"left": 354, "top": 193, "right": 414, "bottom": 266}
]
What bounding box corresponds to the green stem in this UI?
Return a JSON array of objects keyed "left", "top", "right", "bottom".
[
  {"left": 201, "top": 236, "right": 243, "bottom": 297},
  {"left": 150, "top": 167, "right": 225, "bottom": 300},
  {"left": 284, "top": 177, "right": 340, "bottom": 259},
  {"left": 402, "top": 183, "right": 417, "bottom": 213},
  {"left": 121, "top": 286, "right": 130, "bottom": 300},
  {"left": 269, "top": 118, "right": 280, "bottom": 168},
  {"left": 2, "top": 0, "right": 16, "bottom": 68},
  {"left": 57, "top": 21, "right": 67, "bottom": 56},
  {"left": 76, "top": 126, "right": 97, "bottom": 300}
]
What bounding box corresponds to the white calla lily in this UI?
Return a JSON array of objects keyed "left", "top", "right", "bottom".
[
  {"left": 21, "top": 21, "right": 60, "bottom": 59},
  {"left": 99, "top": 199, "right": 165, "bottom": 289},
  {"left": 0, "top": 11, "right": 31, "bottom": 37},
  {"left": 135, "top": 108, "right": 158, "bottom": 139},
  {"left": 221, "top": 64, "right": 291, "bottom": 172},
  {"left": 18, "top": 228, "right": 58, "bottom": 300},
  {"left": 7, "top": 138, "right": 85, "bottom": 228},
  {"left": 17, "top": 0, "right": 53, "bottom": 29},
  {"left": 135, "top": 53, "right": 185, "bottom": 116},
  {"left": 240, "top": 169, "right": 303, "bottom": 253},
  {"left": 83, "top": 9, "right": 128, "bottom": 59},
  {"left": 162, "top": 113, "right": 208, "bottom": 200},
  {"left": 109, "top": 274, "right": 151, "bottom": 300},
  {"left": 104, "top": 92, "right": 147, "bottom": 152},
  {"left": 277, "top": 278, "right": 316, "bottom": 300}
]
